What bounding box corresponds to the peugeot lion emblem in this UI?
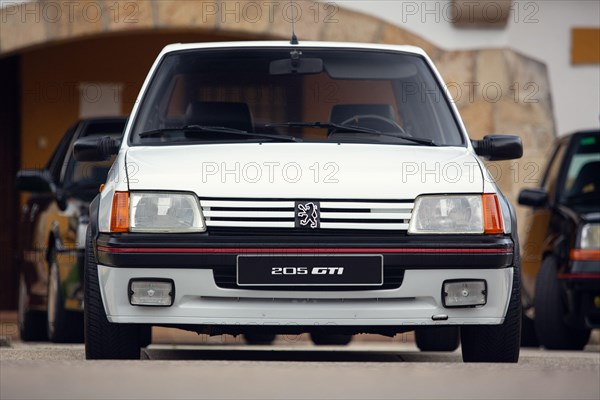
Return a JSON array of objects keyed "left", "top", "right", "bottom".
[{"left": 295, "top": 201, "right": 320, "bottom": 229}]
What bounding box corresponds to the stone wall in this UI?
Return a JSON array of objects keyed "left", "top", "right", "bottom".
[{"left": 434, "top": 49, "right": 556, "bottom": 240}]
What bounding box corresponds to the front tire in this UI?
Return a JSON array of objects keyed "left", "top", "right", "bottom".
[
  {"left": 534, "top": 256, "right": 590, "bottom": 350},
  {"left": 520, "top": 313, "right": 539, "bottom": 347},
  {"left": 47, "top": 256, "right": 83, "bottom": 343},
  {"left": 17, "top": 273, "right": 47, "bottom": 342},
  {"left": 461, "top": 265, "right": 521, "bottom": 362},
  {"left": 415, "top": 327, "right": 460, "bottom": 352},
  {"left": 85, "top": 228, "right": 148, "bottom": 359}
]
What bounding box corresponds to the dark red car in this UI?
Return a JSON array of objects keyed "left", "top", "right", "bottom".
[{"left": 519, "top": 129, "right": 600, "bottom": 349}]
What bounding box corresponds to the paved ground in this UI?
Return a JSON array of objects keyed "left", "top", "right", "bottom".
[{"left": 1, "top": 338, "right": 599, "bottom": 400}]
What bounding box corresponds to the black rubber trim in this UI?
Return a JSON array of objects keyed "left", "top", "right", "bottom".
[
  {"left": 97, "top": 232, "right": 513, "bottom": 247},
  {"left": 95, "top": 233, "right": 514, "bottom": 270},
  {"left": 89, "top": 194, "right": 100, "bottom": 260}
]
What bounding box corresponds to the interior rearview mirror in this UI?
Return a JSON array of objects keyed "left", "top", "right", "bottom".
[{"left": 270, "top": 57, "right": 324, "bottom": 75}]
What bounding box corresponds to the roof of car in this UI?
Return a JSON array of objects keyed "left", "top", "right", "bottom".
[
  {"left": 559, "top": 129, "right": 600, "bottom": 143},
  {"left": 569, "top": 129, "right": 600, "bottom": 136},
  {"left": 78, "top": 116, "right": 128, "bottom": 123},
  {"left": 157, "top": 41, "right": 428, "bottom": 58}
]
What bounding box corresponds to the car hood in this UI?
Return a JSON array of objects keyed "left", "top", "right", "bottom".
[{"left": 125, "top": 143, "right": 484, "bottom": 199}]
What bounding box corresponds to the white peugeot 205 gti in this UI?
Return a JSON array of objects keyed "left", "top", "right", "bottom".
[{"left": 75, "top": 41, "right": 523, "bottom": 362}]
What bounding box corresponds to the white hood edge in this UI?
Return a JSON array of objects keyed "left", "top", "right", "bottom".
[{"left": 124, "top": 143, "right": 485, "bottom": 200}]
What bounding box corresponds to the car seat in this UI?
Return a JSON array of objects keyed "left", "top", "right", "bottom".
[
  {"left": 569, "top": 161, "right": 600, "bottom": 196},
  {"left": 185, "top": 101, "right": 253, "bottom": 132}
]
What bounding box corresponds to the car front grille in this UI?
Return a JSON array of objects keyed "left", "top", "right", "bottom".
[{"left": 200, "top": 198, "right": 413, "bottom": 231}]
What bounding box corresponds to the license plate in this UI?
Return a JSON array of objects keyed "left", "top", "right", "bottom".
[{"left": 236, "top": 254, "right": 383, "bottom": 286}]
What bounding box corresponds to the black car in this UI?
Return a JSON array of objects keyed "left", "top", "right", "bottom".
[
  {"left": 16, "top": 117, "right": 127, "bottom": 342},
  {"left": 519, "top": 129, "right": 600, "bottom": 349}
]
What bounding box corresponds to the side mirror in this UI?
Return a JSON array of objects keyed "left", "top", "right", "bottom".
[
  {"left": 518, "top": 188, "right": 548, "bottom": 207},
  {"left": 472, "top": 135, "right": 523, "bottom": 161},
  {"left": 16, "top": 169, "right": 55, "bottom": 193},
  {"left": 73, "top": 136, "right": 120, "bottom": 162}
]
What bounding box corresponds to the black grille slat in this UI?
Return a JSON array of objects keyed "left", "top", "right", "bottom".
[
  {"left": 320, "top": 218, "right": 407, "bottom": 223},
  {"left": 320, "top": 208, "right": 369, "bottom": 212},
  {"left": 206, "top": 227, "right": 411, "bottom": 236},
  {"left": 209, "top": 207, "right": 293, "bottom": 212},
  {"left": 208, "top": 217, "right": 295, "bottom": 222}
]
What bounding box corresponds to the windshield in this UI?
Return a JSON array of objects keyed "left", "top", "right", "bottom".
[
  {"left": 130, "top": 48, "right": 464, "bottom": 146},
  {"left": 560, "top": 132, "right": 600, "bottom": 208}
]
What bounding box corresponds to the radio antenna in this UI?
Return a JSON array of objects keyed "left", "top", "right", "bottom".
[{"left": 290, "top": 0, "right": 299, "bottom": 45}]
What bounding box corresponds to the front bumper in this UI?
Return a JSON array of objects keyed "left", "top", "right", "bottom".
[
  {"left": 95, "top": 232, "right": 515, "bottom": 327},
  {"left": 99, "top": 266, "right": 513, "bottom": 326}
]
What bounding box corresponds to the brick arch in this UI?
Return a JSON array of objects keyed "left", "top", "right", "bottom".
[{"left": 0, "top": 1, "right": 438, "bottom": 56}]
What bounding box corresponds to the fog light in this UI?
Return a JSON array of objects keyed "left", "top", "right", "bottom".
[
  {"left": 129, "top": 279, "right": 174, "bottom": 307},
  {"left": 443, "top": 280, "right": 486, "bottom": 308}
]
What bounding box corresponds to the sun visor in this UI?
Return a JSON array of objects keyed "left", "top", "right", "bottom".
[{"left": 324, "top": 58, "right": 418, "bottom": 80}]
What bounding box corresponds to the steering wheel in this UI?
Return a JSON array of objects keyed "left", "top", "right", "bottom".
[{"left": 339, "top": 114, "right": 408, "bottom": 135}]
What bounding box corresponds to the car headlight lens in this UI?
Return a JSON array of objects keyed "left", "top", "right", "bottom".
[
  {"left": 129, "top": 192, "right": 205, "bottom": 233},
  {"left": 580, "top": 223, "right": 600, "bottom": 249},
  {"left": 409, "top": 195, "right": 501, "bottom": 234}
]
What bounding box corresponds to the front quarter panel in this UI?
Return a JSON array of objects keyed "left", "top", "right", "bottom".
[{"left": 98, "top": 150, "right": 129, "bottom": 233}]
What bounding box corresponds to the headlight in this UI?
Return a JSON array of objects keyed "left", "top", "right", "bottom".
[
  {"left": 128, "top": 192, "right": 205, "bottom": 233},
  {"left": 580, "top": 223, "right": 600, "bottom": 249},
  {"left": 408, "top": 194, "right": 503, "bottom": 235}
]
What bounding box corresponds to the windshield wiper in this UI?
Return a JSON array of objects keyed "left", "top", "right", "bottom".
[
  {"left": 367, "top": 132, "right": 436, "bottom": 146},
  {"left": 138, "top": 125, "right": 302, "bottom": 142},
  {"left": 268, "top": 121, "right": 435, "bottom": 146},
  {"left": 267, "top": 121, "right": 381, "bottom": 134}
]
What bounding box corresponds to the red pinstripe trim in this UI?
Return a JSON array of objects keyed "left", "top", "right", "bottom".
[
  {"left": 97, "top": 246, "right": 512, "bottom": 254},
  {"left": 557, "top": 273, "right": 600, "bottom": 279}
]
